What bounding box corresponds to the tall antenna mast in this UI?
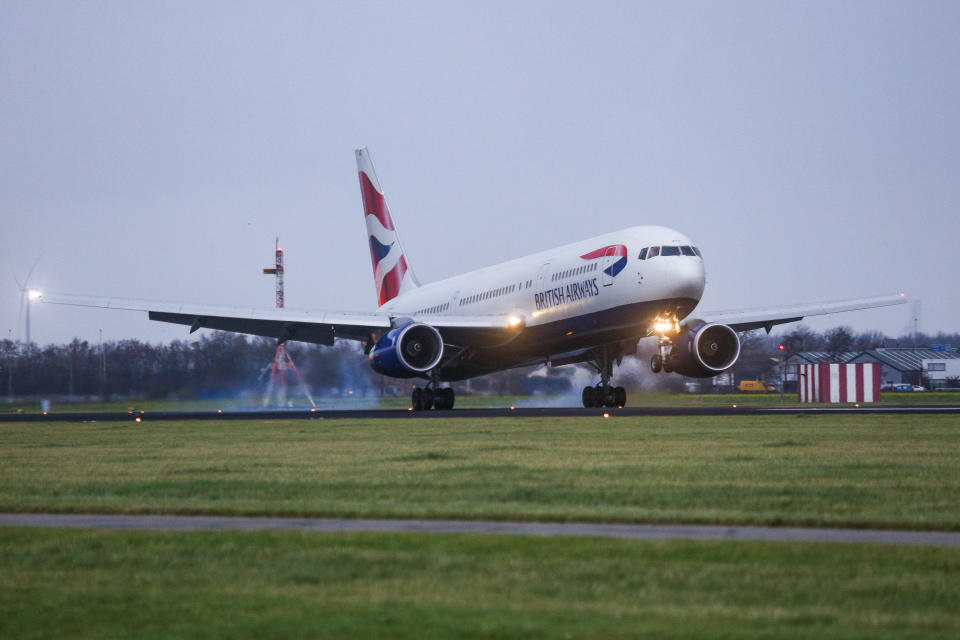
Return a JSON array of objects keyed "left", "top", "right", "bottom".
[
  {"left": 261, "top": 238, "right": 314, "bottom": 408},
  {"left": 263, "top": 237, "right": 284, "bottom": 309}
]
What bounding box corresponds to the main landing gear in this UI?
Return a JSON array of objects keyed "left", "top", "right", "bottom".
[
  {"left": 411, "top": 374, "right": 455, "bottom": 411},
  {"left": 581, "top": 345, "right": 627, "bottom": 408}
]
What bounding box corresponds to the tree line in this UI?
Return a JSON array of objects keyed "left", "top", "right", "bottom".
[
  {"left": 2, "top": 326, "right": 957, "bottom": 400},
  {"left": 1, "top": 333, "right": 374, "bottom": 400}
]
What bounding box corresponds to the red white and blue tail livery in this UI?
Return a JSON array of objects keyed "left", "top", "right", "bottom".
[
  {"left": 38, "top": 148, "right": 908, "bottom": 410},
  {"left": 356, "top": 148, "right": 419, "bottom": 306}
]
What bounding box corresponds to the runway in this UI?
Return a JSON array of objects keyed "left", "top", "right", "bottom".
[
  {"left": 1, "top": 404, "right": 959, "bottom": 422},
  {"left": 2, "top": 513, "right": 958, "bottom": 546}
]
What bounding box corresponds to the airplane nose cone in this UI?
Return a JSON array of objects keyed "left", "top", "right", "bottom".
[{"left": 671, "top": 257, "right": 706, "bottom": 301}]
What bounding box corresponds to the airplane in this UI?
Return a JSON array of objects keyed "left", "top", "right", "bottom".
[{"left": 39, "top": 148, "right": 906, "bottom": 410}]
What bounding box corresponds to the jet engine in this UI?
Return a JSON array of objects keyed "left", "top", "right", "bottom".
[
  {"left": 667, "top": 322, "right": 741, "bottom": 378},
  {"left": 369, "top": 322, "right": 444, "bottom": 378}
]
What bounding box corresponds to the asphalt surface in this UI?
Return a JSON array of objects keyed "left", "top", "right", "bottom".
[
  {"left": 2, "top": 513, "right": 958, "bottom": 546},
  {"left": 2, "top": 405, "right": 960, "bottom": 422}
]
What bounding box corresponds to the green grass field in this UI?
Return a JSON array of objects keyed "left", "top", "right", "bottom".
[
  {"left": 3, "top": 414, "right": 960, "bottom": 638},
  {"left": 2, "top": 527, "right": 959, "bottom": 639},
  {"left": 2, "top": 415, "right": 959, "bottom": 529}
]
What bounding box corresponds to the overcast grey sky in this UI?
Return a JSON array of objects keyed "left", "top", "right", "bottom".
[{"left": 3, "top": 1, "right": 958, "bottom": 345}]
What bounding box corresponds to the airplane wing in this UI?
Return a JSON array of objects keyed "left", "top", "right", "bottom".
[
  {"left": 684, "top": 293, "right": 907, "bottom": 333},
  {"left": 38, "top": 293, "right": 521, "bottom": 347}
]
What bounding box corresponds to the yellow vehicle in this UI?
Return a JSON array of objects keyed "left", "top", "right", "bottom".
[{"left": 739, "top": 380, "right": 775, "bottom": 392}]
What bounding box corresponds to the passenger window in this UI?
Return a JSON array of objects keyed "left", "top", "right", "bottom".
[
  {"left": 661, "top": 246, "right": 681, "bottom": 256},
  {"left": 638, "top": 247, "right": 648, "bottom": 260},
  {"left": 648, "top": 246, "right": 660, "bottom": 258},
  {"left": 680, "top": 246, "right": 696, "bottom": 256}
]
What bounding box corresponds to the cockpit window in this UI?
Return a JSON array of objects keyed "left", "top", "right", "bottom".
[
  {"left": 680, "top": 246, "right": 696, "bottom": 256},
  {"left": 638, "top": 247, "right": 648, "bottom": 260},
  {"left": 692, "top": 246, "right": 702, "bottom": 257},
  {"left": 648, "top": 246, "right": 660, "bottom": 258},
  {"left": 660, "top": 246, "right": 681, "bottom": 256}
]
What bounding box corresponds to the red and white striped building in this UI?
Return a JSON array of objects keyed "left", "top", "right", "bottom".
[{"left": 797, "top": 363, "right": 882, "bottom": 403}]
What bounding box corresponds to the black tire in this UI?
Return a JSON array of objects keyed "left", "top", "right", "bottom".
[
  {"left": 605, "top": 386, "right": 617, "bottom": 407},
  {"left": 445, "top": 388, "right": 455, "bottom": 410},
  {"left": 662, "top": 359, "right": 673, "bottom": 373},
  {"left": 650, "top": 355, "right": 662, "bottom": 373},
  {"left": 594, "top": 386, "right": 602, "bottom": 408},
  {"left": 582, "top": 386, "right": 595, "bottom": 408},
  {"left": 615, "top": 386, "right": 626, "bottom": 407},
  {"left": 422, "top": 389, "right": 435, "bottom": 410},
  {"left": 435, "top": 388, "right": 454, "bottom": 410},
  {"left": 412, "top": 387, "right": 423, "bottom": 411}
]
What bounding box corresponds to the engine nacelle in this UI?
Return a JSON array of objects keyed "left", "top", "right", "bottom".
[
  {"left": 369, "top": 322, "right": 444, "bottom": 378},
  {"left": 668, "top": 322, "right": 741, "bottom": 378}
]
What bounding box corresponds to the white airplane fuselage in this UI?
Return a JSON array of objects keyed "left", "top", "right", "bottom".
[{"left": 380, "top": 225, "right": 705, "bottom": 380}]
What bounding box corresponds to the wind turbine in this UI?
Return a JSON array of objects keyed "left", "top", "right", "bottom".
[{"left": 13, "top": 254, "right": 42, "bottom": 345}]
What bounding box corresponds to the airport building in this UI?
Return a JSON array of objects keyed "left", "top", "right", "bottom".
[
  {"left": 921, "top": 357, "right": 960, "bottom": 390},
  {"left": 783, "top": 352, "right": 858, "bottom": 390},
  {"left": 848, "top": 348, "right": 960, "bottom": 387},
  {"left": 785, "top": 348, "right": 960, "bottom": 389}
]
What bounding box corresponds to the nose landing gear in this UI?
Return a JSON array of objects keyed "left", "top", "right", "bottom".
[{"left": 650, "top": 333, "right": 674, "bottom": 374}]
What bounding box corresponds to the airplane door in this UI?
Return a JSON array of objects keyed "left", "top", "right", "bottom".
[
  {"left": 537, "top": 262, "right": 551, "bottom": 290},
  {"left": 600, "top": 246, "right": 617, "bottom": 287}
]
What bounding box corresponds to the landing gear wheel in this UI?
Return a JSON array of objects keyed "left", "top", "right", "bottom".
[
  {"left": 434, "top": 388, "right": 455, "bottom": 410},
  {"left": 582, "top": 386, "right": 596, "bottom": 408},
  {"left": 412, "top": 387, "right": 424, "bottom": 411},
  {"left": 614, "top": 386, "right": 626, "bottom": 408},
  {"left": 662, "top": 359, "right": 673, "bottom": 374},
  {"left": 422, "top": 388, "right": 435, "bottom": 411},
  {"left": 606, "top": 386, "right": 618, "bottom": 407},
  {"left": 650, "top": 354, "right": 662, "bottom": 373},
  {"left": 444, "top": 388, "right": 455, "bottom": 410}
]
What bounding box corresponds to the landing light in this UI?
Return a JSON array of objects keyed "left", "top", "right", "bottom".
[
  {"left": 652, "top": 315, "right": 680, "bottom": 336},
  {"left": 28, "top": 289, "right": 42, "bottom": 301},
  {"left": 508, "top": 315, "right": 524, "bottom": 328}
]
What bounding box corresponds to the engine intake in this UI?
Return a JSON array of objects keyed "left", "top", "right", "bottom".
[
  {"left": 668, "top": 322, "right": 741, "bottom": 378},
  {"left": 369, "top": 322, "right": 444, "bottom": 378}
]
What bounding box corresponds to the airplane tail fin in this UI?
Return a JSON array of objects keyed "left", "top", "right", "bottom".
[{"left": 356, "top": 148, "right": 420, "bottom": 307}]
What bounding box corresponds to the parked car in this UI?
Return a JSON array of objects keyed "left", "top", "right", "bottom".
[{"left": 912, "top": 385, "right": 927, "bottom": 392}]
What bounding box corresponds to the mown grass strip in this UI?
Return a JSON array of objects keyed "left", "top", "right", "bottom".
[
  {"left": 1, "top": 527, "right": 958, "bottom": 639},
  {"left": 1, "top": 415, "right": 959, "bottom": 529}
]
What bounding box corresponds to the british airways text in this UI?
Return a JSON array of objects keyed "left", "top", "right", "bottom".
[{"left": 534, "top": 278, "right": 600, "bottom": 311}]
